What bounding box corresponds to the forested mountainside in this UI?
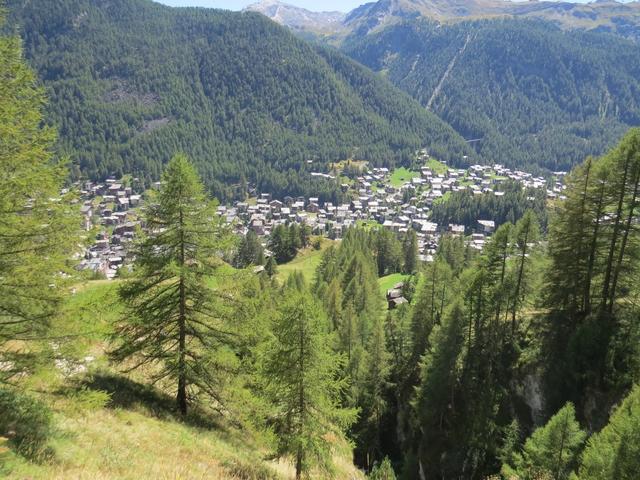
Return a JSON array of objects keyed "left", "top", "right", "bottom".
[
  {"left": 3, "top": 6, "right": 640, "bottom": 477},
  {"left": 342, "top": 18, "right": 640, "bottom": 172},
  {"left": 6, "top": 0, "right": 473, "bottom": 202}
]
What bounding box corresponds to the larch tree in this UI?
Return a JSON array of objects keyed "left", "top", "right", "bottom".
[
  {"left": 234, "top": 230, "right": 264, "bottom": 268},
  {"left": 369, "top": 457, "right": 397, "bottom": 480},
  {"left": 402, "top": 229, "right": 418, "bottom": 274},
  {"left": 355, "top": 314, "right": 391, "bottom": 470},
  {"left": 510, "top": 210, "right": 540, "bottom": 335},
  {"left": 414, "top": 301, "right": 466, "bottom": 479},
  {"left": 0, "top": 23, "right": 78, "bottom": 380},
  {"left": 409, "top": 259, "right": 453, "bottom": 364},
  {"left": 110, "top": 153, "right": 232, "bottom": 416},
  {"left": 264, "top": 255, "right": 278, "bottom": 277},
  {"left": 261, "top": 291, "right": 356, "bottom": 479},
  {"left": 579, "top": 384, "right": 640, "bottom": 480},
  {"left": 505, "top": 402, "right": 586, "bottom": 480}
]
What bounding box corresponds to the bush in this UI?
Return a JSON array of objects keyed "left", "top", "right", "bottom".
[
  {"left": 222, "top": 457, "right": 280, "bottom": 480},
  {"left": 0, "top": 387, "right": 53, "bottom": 460},
  {"left": 369, "top": 457, "right": 397, "bottom": 480}
]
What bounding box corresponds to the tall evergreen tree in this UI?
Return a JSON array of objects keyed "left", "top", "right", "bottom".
[
  {"left": 355, "top": 315, "right": 391, "bottom": 469},
  {"left": 264, "top": 255, "right": 278, "bottom": 277},
  {"left": 111, "top": 154, "right": 231, "bottom": 415},
  {"left": 414, "top": 301, "right": 466, "bottom": 478},
  {"left": 579, "top": 384, "right": 640, "bottom": 480},
  {"left": 0, "top": 23, "right": 78, "bottom": 380},
  {"left": 510, "top": 210, "right": 540, "bottom": 335},
  {"left": 408, "top": 259, "right": 453, "bottom": 376},
  {"left": 376, "top": 229, "right": 402, "bottom": 277},
  {"left": 402, "top": 229, "right": 418, "bottom": 275},
  {"left": 262, "top": 291, "right": 356, "bottom": 479},
  {"left": 504, "top": 403, "right": 586, "bottom": 480},
  {"left": 369, "top": 457, "right": 397, "bottom": 480},
  {"left": 234, "top": 230, "right": 265, "bottom": 268}
]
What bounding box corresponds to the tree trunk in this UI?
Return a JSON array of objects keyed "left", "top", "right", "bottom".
[
  {"left": 177, "top": 276, "right": 187, "bottom": 416},
  {"left": 430, "top": 262, "right": 438, "bottom": 328},
  {"left": 177, "top": 206, "right": 187, "bottom": 416},
  {"left": 296, "top": 448, "right": 303, "bottom": 480},
  {"left": 297, "top": 308, "right": 306, "bottom": 480},
  {"left": 601, "top": 154, "right": 631, "bottom": 315},
  {"left": 575, "top": 159, "right": 592, "bottom": 313},
  {"left": 554, "top": 415, "right": 569, "bottom": 480},
  {"left": 584, "top": 179, "right": 605, "bottom": 315},
  {"left": 609, "top": 169, "right": 640, "bottom": 313},
  {"left": 511, "top": 227, "right": 529, "bottom": 336}
]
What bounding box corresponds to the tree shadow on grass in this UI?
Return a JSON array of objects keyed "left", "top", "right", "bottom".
[{"left": 65, "top": 372, "right": 224, "bottom": 432}]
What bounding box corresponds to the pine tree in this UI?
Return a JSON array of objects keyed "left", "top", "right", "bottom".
[
  {"left": 235, "top": 230, "right": 264, "bottom": 268},
  {"left": 0, "top": 25, "right": 78, "bottom": 380},
  {"left": 510, "top": 210, "right": 540, "bottom": 335},
  {"left": 262, "top": 291, "right": 356, "bottom": 479},
  {"left": 323, "top": 279, "right": 343, "bottom": 331},
  {"left": 357, "top": 315, "right": 391, "bottom": 469},
  {"left": 507, "top": 403, "right": 586, "bottom": 480},
  {"left": 402, "top": 229, "right": 418, "bottom": 274},
  {"left": 579, "top": 385, "right": 640, "bottom": 480},
  {"left": 408, "top": 259, "right": 453, "bottom": 375},
  {"left": 545, "top": 158, "right": 596, "bottom": 314},
  {"left": 111, "top": 154, "right": 231, "bottom": 416},
  {"left": 376, "top": 229, "right": 402, "bottom": 277},
  {"left": 369, "top": 457, "right": 397, "bottom": 480},
  {"left": 265, "top": 255, "right": 278, "bottom": 277},
  {"left": 414, "top": 301, "right": 466, "bottom": 478}
]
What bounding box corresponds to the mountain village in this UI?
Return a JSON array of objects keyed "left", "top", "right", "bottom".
[{"left": 74, "top": 154, "right": 566, "bottom": 280}]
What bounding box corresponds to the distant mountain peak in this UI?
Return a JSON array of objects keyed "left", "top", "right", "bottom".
[
  {"left": 244, "top": 0, "right": 346, "bottom": 31},
  {"left": 256, "top": 0, "right": 640, "bottom": 42}
]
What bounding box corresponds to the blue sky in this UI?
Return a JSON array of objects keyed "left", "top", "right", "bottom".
[{"left": 154, "top": 0, "right": 614, "bottom": 13}]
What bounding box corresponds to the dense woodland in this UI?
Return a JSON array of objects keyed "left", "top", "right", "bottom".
[
  {"left": 6, "top": 0, "right": 474, "bottom": 202},
  {"left": 2, "top": 3, "right": 640, "bottom": 480},
  {"left": 431, "top": 180, "right": 548, "bottom": 233},
  {"left": 342, "top": 18, "right": 640, "bottom": 173}
]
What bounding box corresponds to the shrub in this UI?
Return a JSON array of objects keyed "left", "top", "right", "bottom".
[
  {"left": 222, "top": 457, "right": 280, "bottom": 480},
  {"left": 0, "top": 387, "right": 53, "bottom": 460},
  {"left": 369, "top": 457, "right": 397, "bottom": 480}
]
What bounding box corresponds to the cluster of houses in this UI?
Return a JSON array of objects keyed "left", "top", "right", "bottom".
[
  {"left": 74, "top": 178, "right": 145, "bottom": 279},
  {"left": 70, "top": 155, "right": 566, "bottom": 282},
  {"left": 218, "top": 159, "right": 566, "bottom": 263}
]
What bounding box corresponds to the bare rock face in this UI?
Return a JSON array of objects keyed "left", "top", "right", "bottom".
[
  {"left": 248, "top": 0, "right": 640, "bottom": 42},
  {"left": 244, "top": 0, "right": 346, "bottom": 32}
]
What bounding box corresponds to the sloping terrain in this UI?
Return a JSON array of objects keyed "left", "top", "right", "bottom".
[
  {"left": 245, "top": 0, "right": 345, "bottom": 32},
  {"left": 7, "top": 0, "right": 473, "bottom": 201},
  {"left": 343, "top": 17, "right": 640, "bottom": 171},
  {"left": 251, "top": 0, "right": 640, "bottom": 41},
  {"left": 1, "top": 281, "right": 364, "bottom": 480},
  {"left": 247, "top": 0, "right": 640, "bottom": 173}
]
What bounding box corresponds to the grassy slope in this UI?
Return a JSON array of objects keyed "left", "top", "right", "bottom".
[
  {"left": 378, "top": 273, "right": 409, "bottom": 295},
  {"left": 389, "top": 167, "right": 420, "bottom": 187},
  {"left": 276, "top": 238, "right": 335, "bottom": 284},
  {"left": 426, "top": 158, "right": 449, "bottom": 175},
  {"left": 4, "top": 407, "right": 276, "bottom": 480},
  {"left": 2, "top": 280, "right": 363, "bottom": 480}
]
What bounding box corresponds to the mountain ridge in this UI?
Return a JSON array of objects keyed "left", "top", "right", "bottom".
[
  {"left": 7, "top": 0, "right": 474, "bottom": 201},
  {"left": 244, "top": 0, "right": 346, "bottom": 31},
  {"left": 247, "top": 0, "right": 640, "bottom": 40}
]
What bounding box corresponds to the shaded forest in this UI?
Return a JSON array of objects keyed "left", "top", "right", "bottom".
[
  {"left": 342, "top": 18, "right": 640, "bottom": 173},
  {"left": 6, "top": 0, "right": 474, "bottom": 202}
]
